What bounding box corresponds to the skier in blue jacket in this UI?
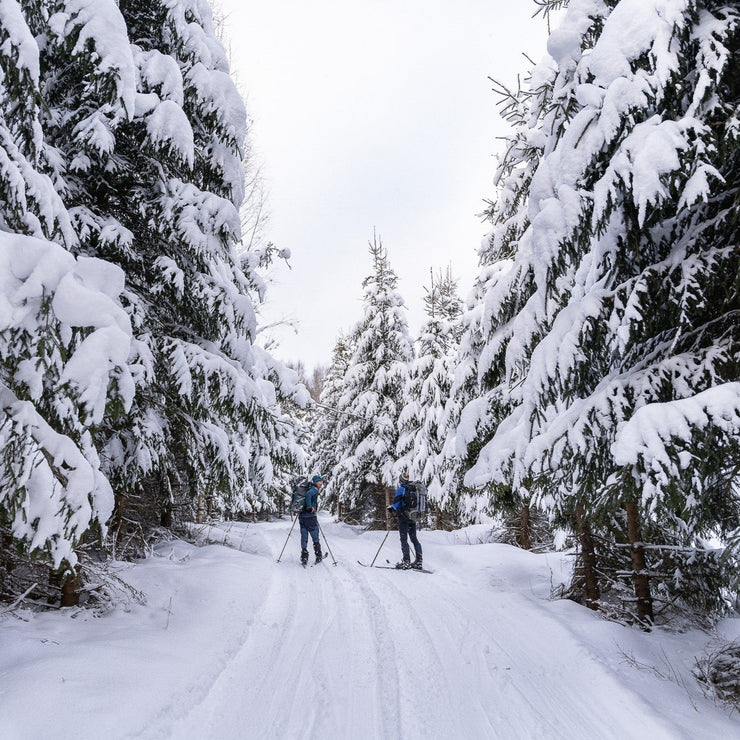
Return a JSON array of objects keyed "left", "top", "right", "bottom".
[
  {"left": 300, "top": 475, "right": 324, "bottom": 565},
  {"left": 387, "top": 471, "right": 423, "bottom": 570}
]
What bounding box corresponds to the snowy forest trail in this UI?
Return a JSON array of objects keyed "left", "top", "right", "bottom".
[
  {"left": 2, "top": 515, "right": 738, "bottom": 740},
  {"left": 139, "top": 517, "right": 714, "bottom": 739}
]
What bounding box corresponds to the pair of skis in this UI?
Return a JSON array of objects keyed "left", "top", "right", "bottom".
[
  {"left": 302, "top": 553, "right": 328, "bottom": 568},
  {"left": 295, "top": 558, "right": 433, "bottom": 574},
  {"left": 357, "top": 560, "right": 433, "bottom": 575}
]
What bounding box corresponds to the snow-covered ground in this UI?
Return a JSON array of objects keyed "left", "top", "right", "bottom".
[{"left": 1, "top": 514, "right": 738, "bottom": 739}]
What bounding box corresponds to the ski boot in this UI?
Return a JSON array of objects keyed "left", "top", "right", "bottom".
[
  {"left": 313, "top": 541, "right": 323, "bottom": 564},
  {"left": 395, "top": 558, "right": 411, "bottom": 570},
  {"left": 411, "top": 558, "right": 423, "bottom": 570},
  {"left": 300, "top": 548, "right": 308, "bottom": 566}
]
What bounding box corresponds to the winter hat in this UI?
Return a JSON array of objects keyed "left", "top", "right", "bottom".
[
  {"left": 312, "top": 475, "right": 324, "bottom": 484},
  {"left": 399, "top": 471, "right": 410, "bottom": 485}
]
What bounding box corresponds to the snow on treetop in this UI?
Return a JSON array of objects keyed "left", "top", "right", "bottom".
[
  {"left": 585, "top": 0, "right": 689, "bottom": 86},
  {"left": 0, "top": 0, "right": 40, "bottom": 79},
  {"left": 51, "top": 0, "right": 137, "bottom": 117},
  {"left": 135, "top": 47, "right": 185, "bottom": 106}
]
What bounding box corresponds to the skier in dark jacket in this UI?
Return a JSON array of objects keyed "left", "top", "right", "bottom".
[
  {"left": 387, "top": 471, "right": 423, "bottom": 570},
  {"left": 300, "top": 475, "right": 324, "bottom": 565}
]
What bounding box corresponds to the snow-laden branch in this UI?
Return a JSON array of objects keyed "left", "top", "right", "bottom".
[{"left": 612, "top": 383, "right": 740, "bottom": 468}]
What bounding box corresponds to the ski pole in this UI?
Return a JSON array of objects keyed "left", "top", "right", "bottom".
[
  {"left": 316, "top": 519, "right": 338, "bottom": 566},
  {"left": 369, "top": 528, "right": 390, "bottom": 567},
  {"left": 276, "top": 513, "right": 299, "bottom": 563}
]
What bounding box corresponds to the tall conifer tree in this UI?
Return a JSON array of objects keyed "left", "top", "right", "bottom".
[
  {"left": 1, "top": 0, "right": 306, "bottom": 602},
  {"left": 461, "top": 0, "right": 740, "bottom": 622},
  {"left": 0, "top": 0, "right": 135, "bottom": 581},
  {"left": 310, "top": 332, "right": 354, "bottom": 514},
  {"left": 397, "top": 267, "right": 462, "bottom": 518},
  {"left": 435, "top": 44, "right": 558, "bottom": 532},
  {"left": 331, "top": 235, "right": 413, "bottom": 523},
  {"left": 50, "top": 0, "right": 305, "bottom": 529}
]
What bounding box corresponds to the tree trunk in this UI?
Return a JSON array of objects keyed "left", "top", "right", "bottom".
[
  {"left": 625, "top": 498, "right": 653, "bottom": 627},
  {"left": 160, "top": 502, "right": 172, "bottom": 528},
  {"left": 59, "top": 567, "right": 81, "bottom": 608},
  {"left": 196, "top": 492, "right": 205, "bottom": 524},
  {"left": 516, "top": 500, "right": 532, "bottom": 550},
  {"left": 576, "top": 503, "right": 600, "bottom": 610}
]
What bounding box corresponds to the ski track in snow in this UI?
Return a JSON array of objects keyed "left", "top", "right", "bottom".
[
  {"left": 164, "top": 557, "right": 406, "bottom": 739},
  {"left": 135, "top": 518, "right": 692, "bottom": 740},
  {"left": 8, "top": 517, "right": 733, "bottom": 739}
]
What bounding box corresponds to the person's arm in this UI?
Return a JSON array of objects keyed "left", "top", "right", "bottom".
[
  {"left": 306, "top": 486, "right": 318, "bottom": 512},
  {"left": 389, "top": 486, "right": 405, "bottom": 511}
]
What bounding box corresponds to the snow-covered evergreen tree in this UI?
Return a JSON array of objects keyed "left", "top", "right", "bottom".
[
  {"left": 330, "top": 235, "right": 413, "bottom": 523},
  {"left": 396, "top": 267, "right": 462, "bottom": 517},
  {"left": 1, "top": 0, "right": 306, "bottom": 603},
  {"left": 0, "top": 1, "right": 134, "bottom": 578},
  {"left": 38, "top": 0, "right": 306, "bottom": 529},
  {"left": 461, "top": 0, "right": 740, "bottom": 622},
  {"left": 434, "top": 50, "right": 558, "bottom": 534},
  {"left": 310, "top": 332, "right": 354, "bottom": 513},
  {"left": 0, "top": 234, "right": 135, "bottom": 574}
]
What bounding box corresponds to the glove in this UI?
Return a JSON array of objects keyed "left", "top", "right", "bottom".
[
  {"left": 387, "top": 506, "right": 394, "bottom": 512},
  {"left": 308, "top": 507, "right": 315, "bottom": 513}
]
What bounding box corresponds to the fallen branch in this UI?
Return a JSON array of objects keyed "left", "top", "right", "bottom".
[{"left": 1, "top": 582, "right": 38, "bottom": 614}]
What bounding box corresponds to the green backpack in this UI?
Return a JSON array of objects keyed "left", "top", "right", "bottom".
[
  {"left": 290, "top": 478, "right": 310, "bottom": 514},
  {"left": 404, "top": 481, "right": 427, "bottom": 520}
]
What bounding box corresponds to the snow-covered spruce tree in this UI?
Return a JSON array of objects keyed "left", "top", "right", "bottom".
[
  {"left": 0, "top": 236, "right": 134, "bottom": 601},
  {"left": 436, "top": 46, "right": 560, "bottom": 541},
  {"left": 0, "top": 1, "right": 135, "bottom": 601},
  {"left": 230, "top": 243, "right": 309, "bottom": 518},
  {"left": 60, "top": 0, "right": 304, "bottom": 531},
  {"left": 310, "top": 332, "right": 354, "bottom": 515},
  {"left": 396, "top": 267, "right": 462, "bottom": 527},
  {"left": 465, "top": 0, "right": 740, "bottom": 624},
  {"left": 431, "top": 280, "right": 491, "bottom": 528},
  {"left": 0, "top": 0, "right": 74, "bottom": 244},
  {"left": 21, "top": 0, "right": 305, "bottom": 537},
  {"left": 329, "top": 235, "right": 413, "bottom": 525},
  {"left": 0, "top": 0, "right": 304, "bottom": 605},
  {"left": 241, "top": 344, "right": 308, "bottom": 518}
]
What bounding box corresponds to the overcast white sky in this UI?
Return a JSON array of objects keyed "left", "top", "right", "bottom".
[{"left": 218, "top": 0, "right": 556, "bottom": 370}]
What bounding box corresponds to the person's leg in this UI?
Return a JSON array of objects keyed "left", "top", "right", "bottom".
[
  {"left": 308, "top": 515, "right": 322, "bottom": 562},
  {"left": 300, "top": 517, "right": 309, "bottom": 550},
  {"left": 309, "top": 515, "right": 320, "bottom": 545},
  {"left": 409, "top": 520, "right": 422, "bottom": 561},
  {"left": 398, "top": 517, "right": 411, "bottom": 563},
  {"left": 299, "top": 516, "right": 309, "bottom": 564}
]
